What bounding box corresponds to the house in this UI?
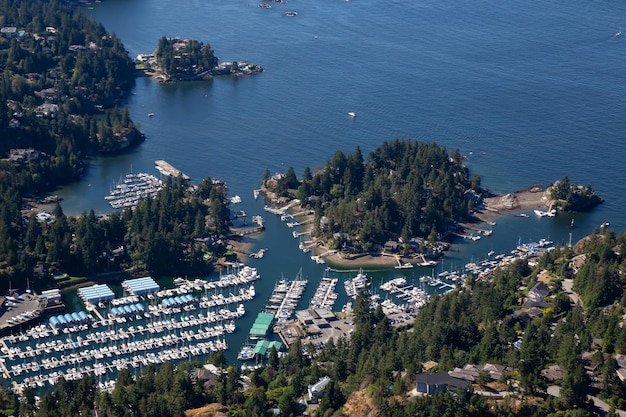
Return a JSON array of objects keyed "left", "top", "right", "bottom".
[
  {"left": 35, "top": 212, "right": 54, "bottom": 224},
  {"left": 384, "top": 240, "right": 400, "bottom": 252},
  {"left": 5, "top": 148, "right": 41, "bottom": 164},
  {"left": 570, "top": 254, "right": 587, "bottom": 274},
  {"left": 542, "top": 364, "right": 564, "bottom": 382},
  {"left": 415, "top": 372, "right": 470, "bottom": 395},
  {"left": 528, "top": 281, "right": 550, "bottom": 301},
  {"left": 307, "top": 376, "right": 331, "bottom": 403},
  {"left": 617, "top": 368, "right": 626, "bottom": 382},
  {"left": 448, "top": 363, "right": 506, "bottom": 382},
  {"left": 1, "top": 26, "right": 17, "bottom": 38}
]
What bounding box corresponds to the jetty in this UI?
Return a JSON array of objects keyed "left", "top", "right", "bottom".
[{"left": 154, "top": 160, "right": 190, "bottom": 180}]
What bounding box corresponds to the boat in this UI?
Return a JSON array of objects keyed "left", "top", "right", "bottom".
[
  {"left": 518, "top": 213, "right": 529, "bottom": 218},
  {"left": 283, "top": 11, "right": 298, "bottom": 16},
  {"left": 147, "top": 112, "right": 154, "bottom": 117},
  {"left": 344, "top": 270, "right": 370, "bottom": 298},
  {"left": 237, "top": 304, "right": 245, "bottom": 317},
  {"left": 348, "top": 111, "right": 356, "bottom": 118},
  {"left": 230, "top": 195, "right": 242, "bottom": 204},
  {"left": 258, "top": 2, "right": 271, "bottom": 7},
  {"left": 534, "top": 209, "right": 556, "bottom": 217},
  {"left": 418, "top": 254, "right": 437, "bottom": 267},
  {"left": 237, "top": 344, "right": 255, "bottom": 361},
  {"left": 601, "top": 222, "right": 610, "bottom": 228}
]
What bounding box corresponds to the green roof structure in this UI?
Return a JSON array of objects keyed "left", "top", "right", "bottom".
[{"left": 253, "top": 340, "right": 282, "bottom": 356}]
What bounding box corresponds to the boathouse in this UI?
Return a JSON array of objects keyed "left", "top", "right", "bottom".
[
  {"left": 253, "top": 340, "right": 282, "bottom": 357},
  {"left": 122, "top": 277, "right": 160, "bottom": 296},
  {"left": 249, "top": 312, "right": 274, "bottom": 339},
  {"left": 77, "top": 284, "right": 115, "bottom": 305}
]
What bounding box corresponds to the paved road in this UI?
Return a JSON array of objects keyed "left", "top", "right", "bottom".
[
  {"left": 562, "top": 278, "right": 581, "bottom": 306},
  {"left": 548, "top": 385, "right": 626, "bottom": 416}
]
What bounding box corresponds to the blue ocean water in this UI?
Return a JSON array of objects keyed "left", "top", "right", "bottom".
[{"left": 51, "top": 0, "right": 626, "bottom": 361}]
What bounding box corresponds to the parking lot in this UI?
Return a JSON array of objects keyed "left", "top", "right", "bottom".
[{"left": 0, "top": 292, "right": 42, "bottom": 330}]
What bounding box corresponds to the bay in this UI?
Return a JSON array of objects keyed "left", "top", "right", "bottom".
[{"left": 52, "top": 0, "right": 626, "bottom": 362}]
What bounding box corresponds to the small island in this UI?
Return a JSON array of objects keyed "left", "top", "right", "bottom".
[
  {"left": 261, "top": 140, "right": 604, "bottom": 268},
  {"left": 136, "top": 36, "right": 263, "bottom": 83}
]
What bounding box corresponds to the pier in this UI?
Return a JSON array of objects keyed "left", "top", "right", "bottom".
[
  {"left": 154, "top": 160, "right": 190, "bottom": 180},
  {"left": 309, "top": 277, "right": 338, "bottom": 310},
  {"left": 229, "top": 225, "right": 265, "bottom": 237}
]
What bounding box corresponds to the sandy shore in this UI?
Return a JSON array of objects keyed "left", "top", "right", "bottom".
[{"left": 319, "top": 187, "right": 551, "bottom": 269}]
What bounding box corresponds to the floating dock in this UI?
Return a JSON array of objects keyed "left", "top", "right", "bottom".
[{"left": 154, "top": 160, "right": 190, "bottom": 180}]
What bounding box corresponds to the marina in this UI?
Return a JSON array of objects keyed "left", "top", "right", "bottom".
[
  {"left": 104, "top": 172, "right": 163, "bottom": 209},
  {"left": 309, "top": 275, "right": 338, "bottom": 310},
  {"left": 0, "top": 265, "right": 261, "bottom": 394},
  {"left": 344, "top": 270, "right": 370, "bottom": 299},
  {"left": 379, "top": 277, "right": 430, "bottom": 309},
  {"left": 264, "top": 277, "right": 307, "bottom": 324}
]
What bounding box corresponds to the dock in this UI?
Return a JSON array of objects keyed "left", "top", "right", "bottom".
[
  {"left": 154, "top": 160, "right": 190, "bottom": 180},
  {"left": 229, "top": 224, "right": 265, "bottom": 237}
]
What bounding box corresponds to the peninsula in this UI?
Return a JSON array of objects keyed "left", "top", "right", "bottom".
[
  {"left": 136, "top": 36, "right": 263, "bottom": 83},
  {"left": 261, "top": 141, "right": 603, "bottom": 268}
]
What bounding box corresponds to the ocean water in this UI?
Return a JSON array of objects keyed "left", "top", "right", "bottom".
[{"left": 51, "top": 0, "right": 626, "bottom": 361}]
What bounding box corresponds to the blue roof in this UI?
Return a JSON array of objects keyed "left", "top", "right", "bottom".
[
  {"left": 122, "top": 276, "right": 160, "bottom": 295},
  {"left": 77, "top": 284, "right": 115, "bottom": 303}
]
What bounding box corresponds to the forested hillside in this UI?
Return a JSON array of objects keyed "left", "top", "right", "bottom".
[
  {"left": 0, "top": 0, "right": 141, "bottom": 194},
  {"left": 265, "top": 140, "right": 483, "bottom": 252},
  {"left": 0, "top": 175, "right": 231, "bottom": 289}
]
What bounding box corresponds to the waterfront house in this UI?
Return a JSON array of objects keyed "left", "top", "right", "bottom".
[
  {"left": 415, "top": 372, "right": 470, "bottom": 395},
  {"left": 384, "top": 240, "right": 400, "bottom": 252}
]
